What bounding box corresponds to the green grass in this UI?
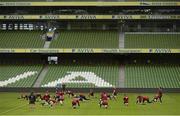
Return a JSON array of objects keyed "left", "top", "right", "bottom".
[{"left": 0, "top": 92, "right": 179, "bottom": 115}]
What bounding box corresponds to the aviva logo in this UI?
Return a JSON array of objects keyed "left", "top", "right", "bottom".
[{"left": 42, "top": 72, "right": 113, "bottom": 87}]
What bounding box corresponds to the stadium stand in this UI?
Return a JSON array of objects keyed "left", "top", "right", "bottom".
[
  {"left": 125, "top": 64, "right": 180, "bottom": 88},
  {"left": 41, "top": 60, "right": 119, "bottom": 88},
  {"left": 125, "top": 33, "right": 180, "bottom": 48},
  {"left": 0, "top": 59, "right": 179, "bottom": 88},
  {"left": 0, "top": 65, "right": 42, "bottom": 87},
  {"left": 50, "top": 30, "right": 119, "bottom": 48},
  {"left": 0, "top": 31, "right": 45, "bottom": 48}
]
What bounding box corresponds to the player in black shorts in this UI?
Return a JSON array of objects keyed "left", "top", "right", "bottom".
[
  {"left": 111, "top": 88, "right": 117, "bottom": 100},
  {"left": 89, "top": 89, "right": 94, "bottom": 98},
  {"left": 28, "top": 92, "right": 36, "bottom": 108},
  {"left": 66, "top": 90, "right": 74, "bottom": 98},
  {"left": 18, "top": 93, "right": 28, "bottom": 100}
]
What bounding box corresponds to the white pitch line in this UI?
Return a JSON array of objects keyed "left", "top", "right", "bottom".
[{"left": 0, "top": 104, "right": 27, "bottom": 115}]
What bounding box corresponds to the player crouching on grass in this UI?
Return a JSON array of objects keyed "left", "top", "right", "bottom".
[
  {"left": 136, "top": 95, "right": 151, "bottom": 104},
  {"left": 48, "top": 98, "right": 57, "bottom": 107},
  {"left": 99, "top": 99, "right": 108, "bottom": 109},
  {"left": 18, "top": 93, "right": 28, "bottom": 100},
  {"left": 41, "top": 91, "right": 53, "bottom": 107},
  {"left": 152, "top": 92, "right": 162, "bottom": 103},
  {"left": 66, "top": 90, "right": 74, "bottom": 98},
  {"left": 99, "top": 92, "right": 109, "bottom": 108},
  {"left": 55, "top": 90, "right": 65, "bottom": 105},
  {"left": 153, "top": 94, "right": 160, "bottom": 102},
  {"left": 123, "top": 94, "right": 129, "bottom": 106},
  {"left": 41, "top": 98, "right": 57, "bottom": 107},
  {"left": 79, "top": 93, "right": 90, "bottom": 101},
  {"left": 58, "top": 94, "right": 65, "bottom": 105},
  {"left": 153, "top": 87, "right": 163, "bottom": 103},
  {"left": 72, "top": 97, "right": 80, "bottom": 109}
]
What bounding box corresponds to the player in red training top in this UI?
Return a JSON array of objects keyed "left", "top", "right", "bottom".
[
  {"left": 153, "top": 94, "right": 160, "bottom": 102},
  {"left": 99, "top": 92, "right": 108, "bottom": 108},
  {"left": 58, "top": 91, "right": 64, "bottom": 105},
  {"left": 136, "top": 95, "right": 151, "bottom": 104},
  {"left": 123, "top": 94, "right": 129, "bottom": 106},
  {"left": 101, "top": 92, "right": 109, "bottom": 100},
  {"left": 136, "top": 95, "right": 143, "bottom": 104},
  {"left": 42, "top": 91, "right": 50, "bottom": 102},
  {"left": 99, "top": 99, "right": 108, "bottom": 109},
  {"left": 48, "top": 98, "right": 57, "bottom": 107},
  {"left": 41, "top": 91, "right": 51, "bottom": 106},
  {"left": 72, "top": 97, "right": 80, "bottom": 109}
]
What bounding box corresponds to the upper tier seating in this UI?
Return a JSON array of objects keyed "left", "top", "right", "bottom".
[
  {"left": 0, "top": 31, "right": 45, "bottom": 48},
  {"left": 125, "top": 33, "right": 180, "bottom": 48}
]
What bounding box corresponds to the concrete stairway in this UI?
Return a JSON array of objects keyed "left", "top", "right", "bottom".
[
  {"left": 33, "top": 66, "right": 49, "bottom": 87},
  {"left": 119, "top": 64, "right": 125, "bottom": 88},
  {"left": 43, "top": 41, "right": 51, "bottom": 48},
  {"left": 119, "top": 32, "right": 125, "bottom": 48}
]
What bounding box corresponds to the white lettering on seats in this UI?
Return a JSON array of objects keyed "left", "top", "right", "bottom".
[
  {"left": 42, "top": 71, "right": 113, "bottom": 87},
  {"left": 0, "top": 71, "right": 37, "bottom": 87}
]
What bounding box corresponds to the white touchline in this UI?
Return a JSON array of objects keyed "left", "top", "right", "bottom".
[{"left": 0, "top": 104, "right": 27, "bottom": 115}]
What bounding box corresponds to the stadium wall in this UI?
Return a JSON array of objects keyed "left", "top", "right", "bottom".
[{"left": 0, "top": 87, "right": 179, "bottom": 93}]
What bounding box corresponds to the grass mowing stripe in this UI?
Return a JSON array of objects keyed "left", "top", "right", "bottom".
[{"left": 0, "top": 104, "right": 27, "bottom": 115}]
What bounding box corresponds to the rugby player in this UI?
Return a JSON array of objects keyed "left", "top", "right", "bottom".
[
  {"left": 66, "top": 90, "right": 74, "bottom": 98},
  {"left": 99, "top": 92, "right": 109, "bottom": 108},
  {"left": 111, "top": 88, "right": 117, "bottom": 100},
  {"left": 123, "top": 94, "right": 129, "bottom": 106},
  {"left": 72, "top": 97, "right": 80, "bottom": 109},
  {"left": 28, "top": 92, "right": 36, "bottom": 108},
  {"left": 89, "top": 89, "right": 94, "bottom": 98},
  {"left": 136, "top": 95, "right": 151, "bottom": 104},
  {"left": 157, "top": 87, "right": 163, "bottom": 103}
]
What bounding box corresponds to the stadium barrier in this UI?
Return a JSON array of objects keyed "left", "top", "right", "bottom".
[
  {"left": 1, "top": 15, "right": 180, "bottom": 20},
  {"left": 0, "top": 2, "right": 180, "bottom": 6},
  {"left": 0, "top": 87, "right": 179, "bottom": 93},
  {"left": 0, "top": 49, "right": 179, "bottom": 53}
]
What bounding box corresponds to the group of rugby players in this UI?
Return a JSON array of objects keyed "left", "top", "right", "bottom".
[{"left": 19, "top": 87, "right": 163, "bottom": 109}]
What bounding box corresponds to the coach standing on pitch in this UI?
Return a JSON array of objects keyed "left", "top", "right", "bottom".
[
  {"left": 28, "top": 92, "right": 36, "bottom": 108},
  {"left": 62, "top": 83, "right": 66, "bottom": 92}
]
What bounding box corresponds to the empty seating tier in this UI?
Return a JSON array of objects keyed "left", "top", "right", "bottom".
[
  {"left": 125, "top": 64, "right": 180, "bottom": 88},
  {"left": 41, "top": 61, "right": 119, "bottom": 88},
  {"left": 0, "top": 65, "right": 42, "bottom": 87},
  {"left": 0, "top": 31, "right": 45, "bottom": 48},
  {"left": 125, "top": 33, "right": 180, "bottom": 48},
  {"left": 50, "top": 30, "right": 119, "bottom": 48}
]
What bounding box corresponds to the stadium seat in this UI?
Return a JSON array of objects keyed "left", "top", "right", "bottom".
[
  {"left": 50, "top": 30, "right": 119, "bottom": 48},
  {"left": 125, "top": 33, "right": 180, "bottom": 48}
]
